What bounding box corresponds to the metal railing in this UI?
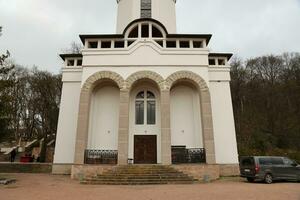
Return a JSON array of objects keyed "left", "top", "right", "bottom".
[
  {"left": 84, "top": 150, "right": 118, "bottom": 164},
  {"left": 171, "top": 146, "right": 206, "bottom": 164}
]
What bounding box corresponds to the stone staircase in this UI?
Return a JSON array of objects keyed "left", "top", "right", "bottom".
[{"left": 81, "top": 165, "right": 198, "bottom": 185}]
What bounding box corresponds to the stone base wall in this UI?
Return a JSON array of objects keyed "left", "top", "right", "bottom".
[
  {"left": 0, "top": 153, "right": 9, "bottom": 162},
  {"left": 0, "top": 163, "right": 52, "bottom": 173},
  {"left": 219, "top": 164, "right": 240, "bottom": 177},
  {"left": 71, "top": 164, "right": 115, "bottom": 180},
  {"left": 52, "top": 164, "right": 72, "bottom": 175},
  {"left": 172, "top": 164, "right": 220, "bottom": 182}
]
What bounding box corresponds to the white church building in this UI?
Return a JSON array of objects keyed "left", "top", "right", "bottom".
[{"left": 53, "top": 0, "right": 239, "bottom": 178}]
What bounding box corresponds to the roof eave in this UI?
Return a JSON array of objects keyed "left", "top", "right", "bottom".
[
  {"left": 167, "top": 34, "right": 212, "bottom": 44},
  {"left": 59, "top": 53, "right": 83, "bottom": 61},
  {"left": 209, "top": 53, "right": 233, "bottom": 60},
  {"left": 79, "top": 34, "right": 124, "bottom": 43}
]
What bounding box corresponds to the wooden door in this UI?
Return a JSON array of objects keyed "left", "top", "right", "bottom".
[{"left": 134, "top": 135, "right": 157, "bottom": 164}]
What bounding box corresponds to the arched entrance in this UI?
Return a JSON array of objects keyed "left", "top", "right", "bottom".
[
  {"left": 170, "top": 83, "right": 203, "bottom": 148},
  {"left": 126, "top": 71, "right": 164, "bottom": 164},
  {"left": 73, "top": 71, "right": 124, "bottom": 164},
  {"left": 87, "top": 83, "right": 120, "bottom": 150},
  {"left": 129, "top": 82, "right": 161, "bottom": 164},
  {"left": 166, "top": 71, "right": 216, "bottom": 164}
]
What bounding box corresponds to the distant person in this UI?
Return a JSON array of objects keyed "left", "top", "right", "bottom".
[{"left": 10, "top": 149, "right": 16, "bottom": 162}]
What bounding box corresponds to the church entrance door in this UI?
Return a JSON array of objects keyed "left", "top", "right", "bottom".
[
  {"left": 134, "top": 135, "right": 157, "bottom": 164},
  {"left": 129, "top": 86, "right": 161, "bottom": 163}
]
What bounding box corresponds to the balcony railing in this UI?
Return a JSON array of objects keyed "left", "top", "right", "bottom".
[
  {"left": 84, "top": 149, "right": 118, "bottom": 164},
  {"left": 171, "top": 146, "right": 206, "bottom": 164}
]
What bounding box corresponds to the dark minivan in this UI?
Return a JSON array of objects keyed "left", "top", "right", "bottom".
[{"left": 240, "top": 156, "right": 300, "bottom": 184}]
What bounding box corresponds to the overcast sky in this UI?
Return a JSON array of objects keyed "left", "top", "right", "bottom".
[{"left": 1, "top": 0, "right": 300, "bottom": 73}]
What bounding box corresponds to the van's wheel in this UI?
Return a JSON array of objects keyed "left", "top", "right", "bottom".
[
  {"left": 247, "top": 177, "right": 255, "bottom": 182},
  {"left": 264, "top": 174, "right": 273, "bottom": 184}
]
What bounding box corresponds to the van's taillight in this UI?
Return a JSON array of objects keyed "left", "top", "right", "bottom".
[{"left": 255, "top": 164, "right": 260, "bottom": 173}]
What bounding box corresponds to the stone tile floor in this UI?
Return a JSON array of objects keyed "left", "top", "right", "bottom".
[{"left": 0, "top": 173, "right": 299, "bottom": 200}]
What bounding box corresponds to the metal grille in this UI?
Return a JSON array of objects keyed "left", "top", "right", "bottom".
[
  {"left": 171, "top": 146, "right": 206, "bottom": 164},
  {"left": 84, "top": 150, "right": 118, "bottom": 164},
  {"left": 141, "top": 0, "right": 151, "bottom": 18}
]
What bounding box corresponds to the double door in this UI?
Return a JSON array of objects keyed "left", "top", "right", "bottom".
[{"left": 134, "top": 135, "right": 157, "bottom": 164}]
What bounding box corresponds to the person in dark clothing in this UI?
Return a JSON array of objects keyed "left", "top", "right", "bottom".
[{"left": 10, "top": 149, "right": 16, "bottom": 162}]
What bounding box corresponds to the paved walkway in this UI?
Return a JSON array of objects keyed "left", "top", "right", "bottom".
[{"left": 0, "top": 174, "right": 299, "bottom": 200}]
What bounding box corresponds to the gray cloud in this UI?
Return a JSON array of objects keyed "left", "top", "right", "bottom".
[{"left": 0, "top": 0, "right": 300, "bottom": 73}]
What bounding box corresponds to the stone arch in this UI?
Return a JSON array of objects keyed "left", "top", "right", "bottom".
[
  {"left": 82, "top": 71, "right": 125, "bottom": 92},
  {"left": 74, "top": 71, "right": 124, "bottom": 164},
  {"left": 165, "top": 70, "right": 208, "bottom": 91},
  {"left": 166, "top": 71, "right": 216, "bottom": 164},
  {"left": 125, "top": 71, "right": 165, "bottom": 91}
]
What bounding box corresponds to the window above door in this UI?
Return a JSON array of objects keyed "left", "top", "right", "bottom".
[{"left": 135, "top": 90, "right": 156, "bottom": 125}]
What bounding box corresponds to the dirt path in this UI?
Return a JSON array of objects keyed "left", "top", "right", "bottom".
[{"left": 0, "top": 174, "right": 299, "bottom": 200}]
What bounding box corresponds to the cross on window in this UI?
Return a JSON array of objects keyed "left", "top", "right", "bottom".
[{"left": 135, "top": 90, "right": 156, "bottom": 125}]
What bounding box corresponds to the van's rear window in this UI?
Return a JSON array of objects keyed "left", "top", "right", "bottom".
[{"left": 241, "top": 158, "right": 254, "bottom": 166}]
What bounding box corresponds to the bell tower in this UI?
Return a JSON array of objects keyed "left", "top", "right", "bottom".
[{"left": 116, "top": 0, "right": 177, "bottom": 34}]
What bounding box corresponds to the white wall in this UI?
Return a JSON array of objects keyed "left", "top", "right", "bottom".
[
  {"left": 152, "top": 0, "right": 177, "bottom": 33},
  {"left": 117, "top": 0, "right": 138, "bottom": 33},
  {"left": 210, "top": 81, "right": 239, "bottom": 164},
  {"left": 170, "top": 85, "right": 203, "bottom": 148},
  {"left": 53, "top": 82, "right": 81, "bottom": 164},
  {"left": 116, "top": 0, "right": 177, "bottom": 33},
  {"left": 83, "top": 45, "right": 209, "bottom": 67},
  {"left": 87, "top": 86, "right": 120, "bottom": 150}
]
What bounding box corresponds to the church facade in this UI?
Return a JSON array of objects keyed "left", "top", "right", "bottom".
[{"left": 53, "top": 0, "right": 239, "bottom": 178}]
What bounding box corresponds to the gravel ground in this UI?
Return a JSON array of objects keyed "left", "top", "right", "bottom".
[{"left": 0, "top": 173, "right": 299, "bottom": 200}]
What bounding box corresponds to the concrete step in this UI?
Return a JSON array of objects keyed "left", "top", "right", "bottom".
[
  {"left": 87, "top": 178, "right": 194, "bottom": 182},
  {"left": 81, "top": 180, "right": 195, "bottom": 185},
  {"left": 94, "top": 174, "right": 191, "bottom": 179},
  {"left": 85, "top": 176, "right": 194, "bottom": 181},
  {"left": 95, "top": 173, "right": 192, "bottom": 177},
  {"left": 81, "top": 165, "right": 198, "bottom": 185},
  {"left": 99, "top": 171, "right": 182, "bottom": 174}
]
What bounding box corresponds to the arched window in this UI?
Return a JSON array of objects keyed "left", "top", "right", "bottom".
[
  {"left": 128, "top": 25, "right": 138, "bottom": 38},
  {"left": 135, "top": 91, "right": 144, "bottom": 124},
  {"left": 152, "top": 25, "right": 163, "bottom": 38},
  {"left": 142, "top": 24, "right": 149, "bottom": 38},
  {"left": 135, "top": 90, "right": 156, "bottom": 125}
]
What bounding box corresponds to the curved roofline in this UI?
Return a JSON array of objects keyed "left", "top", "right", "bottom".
[
  {"left": 79, "top": 18, "right": 212, "bottom": 45},
  {"left": 122, "top": 18, "right": 169, "bottom": 35}
]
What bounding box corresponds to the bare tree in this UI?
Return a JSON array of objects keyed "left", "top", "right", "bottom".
[
  {"left": 62, "top": 41, "right": 83, "bottom": 54},
  {"left": 231, "top": 53, "right": 300, "bottom": 162},
  {"left": 0, "top": 27, "right": 15, "bottom": 141}
]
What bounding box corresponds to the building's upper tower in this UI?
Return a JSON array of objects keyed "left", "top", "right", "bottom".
[{"left": 116, "top": 0, "right": 177, "bottom": 34}]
